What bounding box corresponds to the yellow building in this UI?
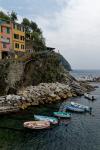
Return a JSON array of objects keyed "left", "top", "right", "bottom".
[{"left": 12, "top": 22, "right": 25, "bottom": 52}]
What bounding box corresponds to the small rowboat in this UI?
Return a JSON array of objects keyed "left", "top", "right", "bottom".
[
  {"left": 84, "top": 93, "right": 96, "bottom": 101},
  {"left": 34, "top": 115, "right": 58, "bottom": 124},
  {"left": 66, "top": 105, "right": 85, "bottom": 113},
  {"left": 23, "top": 121, "right": 50, "bottom": 129},
  {"left": 71, "top": 102, "right": 90, "bottom": 112},
  {"left": 53, "top": 111, "right": 71, "bottom": 118}
]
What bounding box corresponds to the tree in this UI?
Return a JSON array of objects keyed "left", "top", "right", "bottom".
[
  {"left": 22, "top": 18, "right": 30, "bottom": 29},
  {"left": 30, "top": 21, "right": 38, "bottom": 32},
  {"left": 22, "top": 18, "right": 46, "bottom": 51},
  {"left": 10, "top": 11, "right": 17, "bottom": 22},
  {"left": 0, "top": 11, "right": 10, "bottom": 20},
  {"left": 31, "top": 31, "right": 46, "bottom": 51},
  {"left": 22, "top": 18, "right": 31, "bottom": 39}
]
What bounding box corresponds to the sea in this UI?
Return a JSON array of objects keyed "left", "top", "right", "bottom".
[
  {"left": 0, "top": 70, "right": 100, "bottom": 150},
  {"left": 71, "top": 70, "right": 100, "bottom": 80}
]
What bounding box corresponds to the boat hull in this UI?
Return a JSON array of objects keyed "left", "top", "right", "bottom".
[
  {"left": 71, "top": 102, "right": 90, "bottom": 112},
  {"left": 66, "top": 105, "right": 85, "bottom": 113},
  {"left": 84, "top": 93, "right": 96, "bottom": 101},
  {"left": 34, "top": 115, "right": 58, "bottom": 124},
  {"left": 23, "top": 121, "right": 50, "bottom": 130},
  {"left": 53, "top": 112, "right": 71, "bottom": 118}
]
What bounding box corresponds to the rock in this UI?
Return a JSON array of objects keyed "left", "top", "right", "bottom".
[
  {"left": 6, "top": 95, "right": 12, "bottom": 101},
  {"left": 49, "top": 93, "right": 57, "bottom": 99},
  {"left": 55, "top": 95, "right": 61, "bottom": 101},
  {"left": 0, "top": 80, "right": 94, "bottom": 114}
]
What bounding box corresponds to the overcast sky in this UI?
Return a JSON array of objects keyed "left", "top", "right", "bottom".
[{"left": 0, "top": 0, "right": 100, "bottom": 69}]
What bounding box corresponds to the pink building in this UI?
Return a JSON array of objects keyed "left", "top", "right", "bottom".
[{"left": 0, "top": 19, "right": 12, "bottom": 59}]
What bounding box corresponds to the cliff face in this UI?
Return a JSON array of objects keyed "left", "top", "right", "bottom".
[
  {"left": 0, "top": 60, "right": 24, "bottom": 96},
  {"left": 0, "top": 52, "right": 95, "bottom": 114},
  {"left": 0, "top": 52, "right": 72, "bottom": 96},
  {"left": 57, "top": 53, "right": 72, "bottom": 71}
]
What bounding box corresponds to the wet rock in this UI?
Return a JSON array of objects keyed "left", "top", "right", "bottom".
[{"left": 0, "top": 80, "right": 94, "bottom": 114}]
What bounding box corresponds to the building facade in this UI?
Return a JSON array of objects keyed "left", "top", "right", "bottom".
[
  {"left": 12, "top": 23, "right": 25, "bottom": 52},
  {"left": 0, "top": 19, "right": 25, "bottom": 59},
  {"left": 0, "top": 19, "right": 12, "bottom": 59}
]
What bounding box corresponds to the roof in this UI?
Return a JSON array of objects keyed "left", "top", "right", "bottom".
[
  {"left": 0, "top": 18, "right": 25, "bottom": 27},
  {"left": 46, "top": 47, "right": 55, "bottom": 51}
]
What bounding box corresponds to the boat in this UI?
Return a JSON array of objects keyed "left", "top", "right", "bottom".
[
  {"left": 23, "top": 121, "right": 50, "bottom": 129},
  {"left": 71, "top": 102, "right": 90, "bottom": 112},
  {"left": 84, "top": 93, "right": 96, "bottom": 101},
  {"left": 65, "top": 105, "right": 85, "bottom": 113},
  {"left": 34, "top": 115, "right": 58, "bottom": 124},
  {"left": 53, "top": 111, "right": 71, "bottom": 118}
]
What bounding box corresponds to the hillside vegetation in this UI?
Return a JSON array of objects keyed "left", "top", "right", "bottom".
[{"left": 0, "top": 11, "right": 72, "bottom": 96}]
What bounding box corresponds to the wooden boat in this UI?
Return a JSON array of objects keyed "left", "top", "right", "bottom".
[
  {"left": 65, "top": 105, "right": 85, "bottom": 113},
  {"left": 23, "top": 121, "right": 50, "bottom": 129},
  {"left": 84, "top": 93, "right": 96, "bottom": 101},
  {"left": 53, "top": 111, "right": 71, "bottom": 118},
  {"left": 71, "top": 102, "right": 90, "bottom": 112},
  {"left": 34, "top": 115, "right": 58, "bottom": 124}
]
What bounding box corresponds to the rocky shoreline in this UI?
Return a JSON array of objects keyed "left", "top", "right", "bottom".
[{"left": 0, "top": 82, "right": 94, "bottom": 114}]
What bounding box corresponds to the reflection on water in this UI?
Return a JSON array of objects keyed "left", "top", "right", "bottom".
[{"left": 0, "top": 83, "right": 100, "bottom": 150}]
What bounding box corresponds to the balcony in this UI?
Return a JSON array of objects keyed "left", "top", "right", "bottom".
[{"left": 1, "top": 38, "right": 10, "bottom": 43}]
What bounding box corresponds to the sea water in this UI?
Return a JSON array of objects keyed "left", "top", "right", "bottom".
[{"left": 0, "top": 70, "right": 100, "bottom": 150}]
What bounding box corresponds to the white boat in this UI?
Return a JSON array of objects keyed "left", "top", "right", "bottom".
[
  {"left": 71, "top": 102, "right": 90, "bottom": 111},
  {"left": 84, "top": 93, "right": 96, "bottom": 101},
  {"left": 23, "top": 121, "right": 50, "bottom": 129},
  {"left": 34, "top": 115, "right": 58, "bottom": 124}
]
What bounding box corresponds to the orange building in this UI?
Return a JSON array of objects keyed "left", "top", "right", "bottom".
[{"left": 12, "top": 22, "right": 25, "bottom": 52}]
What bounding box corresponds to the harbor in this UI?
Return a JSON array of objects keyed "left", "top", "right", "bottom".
[
  {"left": 0, "top": 1, "right": 100, "bottom": 149},
  {"left": 0, "top": 82, "right": 99, "bottom": 150}
]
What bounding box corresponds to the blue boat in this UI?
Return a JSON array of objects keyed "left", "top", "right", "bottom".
[
  {"left": 65, "top": 105, "right": 85, "bottom": 113},
  {"left": 53, "top": 111, "right": 71, "bottom": 118},
  {"left": 34, "top": 115, "right": 58, "bottom": 124},
  {"left": 71, "top": 102, "right": 90, "bottom": 112}
]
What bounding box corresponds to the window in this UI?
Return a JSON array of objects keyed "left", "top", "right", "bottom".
[
  {"left": 15, "top": 43, "right": 19, "bottom": 49},
  {"left": 21, "top": 45, "right": 24, "bottom": 49},
  {"left": 6, "top": 27, "right": 10, "bottom": 34},
  {"left": 20, "top": 36, "right": 22, "bottom": 40},
  {"left": 14, "top": 34, "right": 19, "bottom": 39},
  {"left": 13, "top": 23, "right": 17, "bottom": 29},
  {"left": 20, "top": 36, "right": 24, "bottom": 41},
  {"left": 21, "top": 27, "right": 25, "bottom": 32},
  {"left": 2, "top": 43, "right": 6, "bottom": 48},
  {"left": 17, "top": 25, "right": 21, "bottom": 31}
]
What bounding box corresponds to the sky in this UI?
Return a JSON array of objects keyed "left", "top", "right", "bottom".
[{"left": 0, "top": 0, "right": 100, "bottom": 69}]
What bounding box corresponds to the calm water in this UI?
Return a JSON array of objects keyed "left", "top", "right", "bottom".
[
  {"left": 71, "top": 70, "right": 100, "bottom": 79},
  {"left": 0, "top": 71, "right": 100, "bottom": 150}
]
